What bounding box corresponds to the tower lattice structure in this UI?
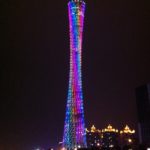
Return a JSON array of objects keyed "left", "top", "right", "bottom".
[{"left": 63, "top": 0, "right": 87, "bottom": 149}]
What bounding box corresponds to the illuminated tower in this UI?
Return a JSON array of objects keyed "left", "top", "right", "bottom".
[{"left": 63, "top": 0, "right": 87, "bottom": 149}]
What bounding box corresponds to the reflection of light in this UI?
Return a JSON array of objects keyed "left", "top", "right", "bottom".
[
  {"left": 78, "top": 145, "right": 81, "bottom": 148},
  {"left": 147, "top": 148, "right": 150, "bottom": 150}
]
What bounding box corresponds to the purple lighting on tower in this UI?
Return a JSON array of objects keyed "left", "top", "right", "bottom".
[{"left": 63, "top": 0, "right": 87, "bottom": 149}]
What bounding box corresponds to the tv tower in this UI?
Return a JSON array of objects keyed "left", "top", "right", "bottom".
[{"left": 63, "top": 0, "right": 87, "bottom": 149}]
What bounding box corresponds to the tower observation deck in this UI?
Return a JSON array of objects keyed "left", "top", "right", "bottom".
[{"left": 62, "top": 0, "right": 87, "bottom": 149}]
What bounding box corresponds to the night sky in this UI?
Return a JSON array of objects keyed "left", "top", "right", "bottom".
[{"left": 1, "top": 0, "right": 150, "bottom": 149}]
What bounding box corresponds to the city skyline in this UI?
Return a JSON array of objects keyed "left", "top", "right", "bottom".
[{"left": 1, "top": 0, "right": 150, "bottom": 149}]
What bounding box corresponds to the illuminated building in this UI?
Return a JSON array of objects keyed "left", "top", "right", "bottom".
[
  {"left": 85, "top": 124, "right": 136, "bottom": 149},
  {"left": 86, "top": 125, "right": 101, "bottom": 148},
  {"left": 136, "top": 84, "right": 150, "bottom": 145},
  {"left": 62, "top": 0, "right": 87, "bottom": 149},
  {"left": 119, "top": 125, "right": 136, "bottom": 148},
  {"left": 101, "top": 125, "right": 119, "bottom": 149},
  {"left": 120, "top": 125, "right": 135, "bottom": 134}
]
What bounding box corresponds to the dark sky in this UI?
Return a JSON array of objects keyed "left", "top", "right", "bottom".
[{"left": 1, "top": 0, "right": 150, "bottom": 149}]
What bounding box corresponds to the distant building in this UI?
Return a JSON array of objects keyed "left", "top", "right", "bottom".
[
  {"left": 136, "top": 84, "right": 150, "bottom": 145},
  {"left": 86, "top": 125, "right": 101, "bottom": 148},
  {"left": 85, "top": 124, "right": 136, "bottom": 149},
  {"left": 119, "top": 125, "right": 136, "bottom": 148},
  {"left": 101, "top": 125, "right": 119, "bottom": 149}
]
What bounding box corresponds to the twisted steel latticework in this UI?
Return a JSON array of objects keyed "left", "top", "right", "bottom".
[{"left": 63, "top": 0, "right": 87, "bottom": 149}]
